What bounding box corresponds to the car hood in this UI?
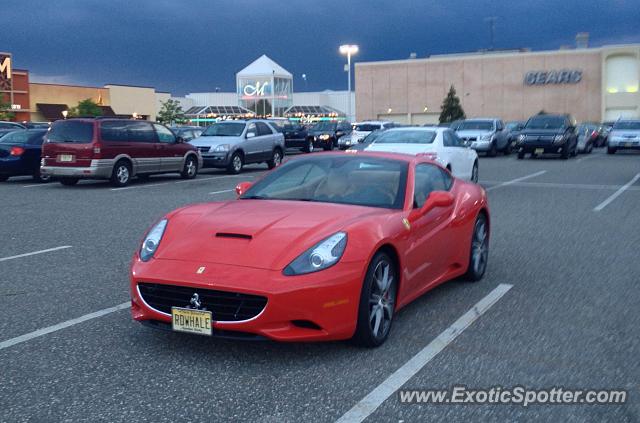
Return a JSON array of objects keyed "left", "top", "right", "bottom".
[
  {"left": 155, "top": 200, "right": 387, "bottom": 270},
  {"left": 189, "top": 135, "right": 241, "bottom": 146},
  {"left": 365, "top": 143, "right": 435, "bottom": 155},
  {"left": 520, "top": 128, "right": 563, "bottom": 136},
  {"left": 456, "top": 130, "right": 493, "bottom": 138},
  {"left": 308, "top": 130, "right": 334, "bottom": 136}
]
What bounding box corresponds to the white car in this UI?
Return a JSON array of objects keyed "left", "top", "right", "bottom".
[
  {"left": 365, "top": 127, "right": 479, "bottom": 182},
  {"left": 350, "top": 121, "right": 395, "bottom": 142}
]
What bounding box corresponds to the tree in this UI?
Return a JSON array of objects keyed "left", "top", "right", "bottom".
[
  {"left": 69, "top": 98, "right": 102, "bottom": 117},
  {"left": 157, "top": 99, "right": 185, "bottom": 125},
  {"left": 0, "top": 94, "right": 15, "bottom": 121},
  {"left": 438, "top": 85, "right": 466, "bottom": 124}
]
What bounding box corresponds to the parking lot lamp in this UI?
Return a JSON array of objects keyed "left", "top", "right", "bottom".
[{"left": 339, "top": 44, "right": 359, "bottom": 121}]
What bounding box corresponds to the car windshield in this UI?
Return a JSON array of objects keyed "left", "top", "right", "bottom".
[
  {"left": 505, "top": 122, "right": 522, "bottom": 130},
  {"left": 202, "top": 122, "right": 246, "bottom": 136},
  {"left": 354, "top": 123, "right": 381, "bottom": 132},
  {"left": 362, "top": 130, "right": 383, "bottom": 144},
  {"left": 613, "top": 121, "right": 640, "bottom": 130},
  {"left": 241, "top": 155, "right": 408, "bottom": 209},
  {"left": 311, "top": 122, "right": 337, "bottom": 131},
  {"left": 0, "top": 130, "right": 31, "bottom": 144},
  {"left": 525, "top": 116, "right": 565, "bottom": 129},
  {"left": 458, "top": 121, "right": 494, "bottom": 131},
  {"left": 47, "top": 121, "right": 94, "bottom": 143},
  {"left": 373, "top": 130, "right": 436, "bottom": 144}
]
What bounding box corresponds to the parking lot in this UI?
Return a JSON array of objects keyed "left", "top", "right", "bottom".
[{"left": 1, "top": 149, "right": 639, "bottom": 422}]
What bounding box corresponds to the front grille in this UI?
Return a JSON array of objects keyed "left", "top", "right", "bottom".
[
  {"left": 196, "top": 146, "right": 210, "bottom": 153},
  {"left": 138, "top": 282, "right": 267, "bottom": 322}
]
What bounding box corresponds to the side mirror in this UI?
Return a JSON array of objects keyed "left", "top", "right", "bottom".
[
  {"left": 235, "top": 181, "right": 252, "bottom": 197},
  {"left": 409, "top": 191, "right": 454, "bottom": 222},
  {"left": 246, "top": 132, "right": 256, "bottom": 139},
  {"left": 176, "top": 136, "right": 185, "bottom": 143}
]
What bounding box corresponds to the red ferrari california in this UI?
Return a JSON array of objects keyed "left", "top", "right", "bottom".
[{"left": 130, "top": 151, "right": 489, "bottom": 347}]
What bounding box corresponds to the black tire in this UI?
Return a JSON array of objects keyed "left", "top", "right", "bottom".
[
  {"left": 607, "top": 146, "right": 616, "bottom": 155},
  {"left": 503, "top": 142, "right": 512, "bottom": 155},
  {"left": 463, "top": 213, "right": 489, "bottom": 282},
  {"left": 304, "top": 139, "right": 314, "bottom": 153},
  {"left": 323, "top": 140, "right": 334, "bottom": 151},
  {"left": 560, "top": 146, "right": 569, "bottom": 160},
  {"left": 587, "top": 142, "right": 593, "bottom": 154},
  {"left": 180, "top": 155, "right": 198, "bottom": 179},
  {"left": 487, "top": 142, "right": 497, "bottom": 157},
  {"left": 517, "top": 151, "right": 525, "bottom": 160},
  {"left": 226, "top": 152, "right": 243, "bottom": 174},
  {"left": 110, "top": 160, "right": 132, "bottom": 187},
  {"left": 352, "top": 251, "right": 398, "bottom": 347},
  {"left": 267, "top": 148, "right": 283, "bottom": 170},
  {"left": 471, "top": 161, "right": 479, "bottom": 183},
  {"left": 59, "top": 177, "right": 79, "bottom": 186},
  {"left": 33, "top": 169, "right": 51, "bottom": 183},
  {"left": 570, "top": 143, "right": 578, "bottom": 157}
]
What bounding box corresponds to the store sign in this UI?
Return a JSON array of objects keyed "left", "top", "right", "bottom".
[
  {"left": 0, "top": 53, "right": 12, "bottom": 91},
  {"left": 11, "top": 104, "right": 20, "bottom": 110},
  {"left": 524, "top": 69, "right": 582, "bottom": 85},
  {"left": 243, "top": 81, "right": 269, "bottom": 97}
]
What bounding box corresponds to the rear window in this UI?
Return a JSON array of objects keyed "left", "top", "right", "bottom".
[
  {"left": 458, "top": 121, "right": 494, "bottom": 131},
  {"left": 47, "top": 121, "right": 94, "bottom": 143},
  {"left": 355, "top": 124, "right": 381, "bottom": 132},
  {"left": 0, "top": 130, "right": 31, "bottom": 144}
]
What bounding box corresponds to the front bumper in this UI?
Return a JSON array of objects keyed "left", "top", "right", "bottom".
[
  {"left": 609, "top": 139, "right": 640, "bottom": 150},
  {"left": 470, "top": 140, "right": 492, "bottom": 151},
  {"left": 201, "top": 152, "right": 231, "bottom": 168},
  {"left": 517, "top": 142, "right": 567, "bottom": 154},
  {"left": 40, "top": 159, "right": 112, "bottom": 179},
  {"left": 130, "top": 258, "right": 365, "bottom": 342}
]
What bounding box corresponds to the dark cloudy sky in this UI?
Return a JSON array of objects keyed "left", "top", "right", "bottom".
[{"left": 5, "top": 0, "right": 640, "bottom": 95}]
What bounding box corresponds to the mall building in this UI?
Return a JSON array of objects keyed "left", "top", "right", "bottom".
[{"left": 355, "top": 38, "right": 640, "bottom": 124}]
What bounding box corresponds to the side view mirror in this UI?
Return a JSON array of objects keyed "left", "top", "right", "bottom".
[
  {"left": 235, "top": 181, "right": 253, "bottom": 197},
  {"left": 409, "top": 191, "right": 454, "bottom": 222},
  {"left": 246, "top": 132, "right": 256, "bottom": 139},
  {"left": 176, "top": 136, "right": 185, "bottom": 143}
]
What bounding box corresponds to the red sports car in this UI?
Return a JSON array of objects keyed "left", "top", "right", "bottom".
[{"left": 130, "top": 151, "right": 489, "bottom": 347}]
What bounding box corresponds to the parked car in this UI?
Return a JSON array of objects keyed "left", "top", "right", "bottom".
[
  {"left": 437, "top": 120, "right": 463, "bottom": 130},
  {"left": 515, "top": 114, "right": 578, "bottom": 159},
  {"left": 41, "top": 118, "right": 202, "bottom": 187},
  {"left": 0, "top": 121, "right": 26, "bottom": 130},
  {"left": 170, "top": 126, "right": 203, "bottom": 142},
  {"left": 365, "top": 127, "right": 479, "bottom": 182},
  {"left": 606, "top": 120, "right": 640, "bottom": 154},
  {"left": 307, "top": 120, "right": 351, "bottom": 151},
  {"left": 505, "top": 121, "right": 526, "bottom": 144},
  {"left": 601, "top": 121, "right": 615, "bottom": 146},
  {"left": 349, "top": 121, "right": 395, "bottom": 144},
  {"left": 0, "top": 129, "right": 50, "bottom": 182},
  {"left": 189, "top": 119, "right": 285, "bottom": 174},
  {"left": 130, "top": 151, "right": 490, "bottom": 346},
  {"left": 347, "top": 129, "right": 384, "bottom": 151},
  {"left": 456, "top": 118, "right": 511, "bottom": 156},
  {"left": 23, "top": 122, "right": 50, "bottom": 129},
  {"left": 282, "top": 123, "right": 311, "bottom": 152},
  {"left": 576, "top": 123, "right": 599, "bottom": 154}
]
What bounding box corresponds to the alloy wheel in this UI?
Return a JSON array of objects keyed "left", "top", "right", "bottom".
[
  {"left": 117, "top": 165, "right": 130, "bottom": 184},
  {"left": 368, "top": 260, "right": 396, "bottom": 340},
  {"left": 471, "top": 219, "right": 488, "bottom": 276},
  {"left": 233, "top": 155, "right": 242, "bottom": 172},
  {"left": 186, "top": 159, "right": 196, "bottom": 177}
]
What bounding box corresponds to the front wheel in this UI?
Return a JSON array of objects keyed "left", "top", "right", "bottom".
[
  {"left": 267, "top": 148, "right": 283, "bottom": 169},
  {"left": 352, "top": 252, "right": 397, "bottom": 347},
  {"left": 180, "top": 155, "right": 198, "bottom": 179},
  {"left": 471, "top": 161, "right": 479, "bottom": 183},
  {"left": 463, "top": 213, "right": 489, "bottom": 282},
  {"left": 226, "top": 152, "right": 243, "bottom": 174}
]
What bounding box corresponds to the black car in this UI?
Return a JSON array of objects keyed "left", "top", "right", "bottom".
[
  {"left": 307, "top": 120, "right": 351, "bottom": 151},
  {"left": 0, "top": 129, "right": 50, "bottom": 182},
  {"left": 505, "top": 121, "right": 526, "bottom": 144},
  {"left": 282, "top": 123, "right": 311, "bottom": 152},
  {"left": 0, "top": 121, "right": 26, "bottom": 130},
  {"left": 516, "top": 114, "right": 578, "bottom": 159}
]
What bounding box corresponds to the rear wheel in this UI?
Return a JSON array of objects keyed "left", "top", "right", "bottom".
[
  {"left": 305, "top": 139, "right": 314, "bottom": 153},
  {"left": 323, "top": 140, "right": 334, "bottom": 151},
  {"left": 226, "top": 152, "right": 243, "bottom": 174},
  {"left": 267, "top": 148, "right": 283, "bottom": 169},
  {"left": 464, "top": 213, "right": 489, "bottom": 282},
  {"left": 59, "top": 177, "right": 79, "bottom": 186},
  {"left": 180, "top": 155, "right": 198, "bottom": 179},
  {"left": 33, "top": 169, "right": 51, "bottom": 183},
  {"left": 111, "top": 160, "right": 132, "bottom": 187},
  {"left": 353, "top": 251, "right": 397, "bottom": 347}
]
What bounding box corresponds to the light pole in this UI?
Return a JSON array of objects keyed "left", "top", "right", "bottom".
[{"left": 339, "top": 44, "right": 358, "bottom": 122}]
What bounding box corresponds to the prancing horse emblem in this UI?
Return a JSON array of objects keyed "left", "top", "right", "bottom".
[
  {"left": 196, "top": 266, "right": 206, "bottom": 274},
  {"left": 190, "top": 293, "right": 202, "bottom": 309}
]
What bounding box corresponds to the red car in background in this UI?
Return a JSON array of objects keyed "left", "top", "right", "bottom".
[
  {"left": 130, "top": 152, "right": 490, "bottom": 347},
  {"left": 41, "top": 118, "right": 202, "bottom": 187}
]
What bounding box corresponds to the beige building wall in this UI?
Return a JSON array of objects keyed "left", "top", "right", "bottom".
[
  {"left": 156, "top": 92, "right": 171, "bottom": 115},
  {"left": 355, "top": 47, "right": 640, "bottom": 123},
  {"left": 105, "top": 84, "right": 158, "bottom": 121},
  {"left": 29, "top": 83, "right": 110, "bottom": 121}
]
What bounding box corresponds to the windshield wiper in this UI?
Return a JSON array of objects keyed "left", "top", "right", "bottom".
[{"left": 241, "top": 195, "right": 270, "bottom": 200}]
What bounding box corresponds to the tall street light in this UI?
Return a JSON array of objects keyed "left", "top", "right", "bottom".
[{"left": 339, "top": 44, "right": 358, "bottom": 122}]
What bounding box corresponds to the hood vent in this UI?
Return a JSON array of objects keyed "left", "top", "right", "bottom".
[{"left": 215, "top": 232, "right": 252, "bottom": 240}]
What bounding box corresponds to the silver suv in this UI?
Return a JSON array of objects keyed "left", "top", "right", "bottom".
[
  {"left": 189, "top": 120, "right": 285, "bottom": 174},
  {"left": 456, "top": 118, "right": 511, "bottom": 156}
]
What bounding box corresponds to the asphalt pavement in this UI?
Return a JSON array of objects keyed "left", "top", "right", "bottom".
[{"left": 0, "top": 149, "right": 638, "bottom": 422}]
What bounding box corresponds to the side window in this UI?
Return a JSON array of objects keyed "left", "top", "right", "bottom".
[
  {"left": 256, "top": 122, "right": 273, "bottom": 136},
  {"left": 496, "top": 121, "right": 504, "bottom": 131},
  {"left": 414, "top": 164, "right": 451, "bottom": 208},
  {"left": 450, "top": 132, "right": 463, "bottom": 147},
  {"left": 154, "top": 124, "right": 176, "bottom": 143},
  {"left": 246, "top": 123, "right": 257, "bottom": 137},
  {"left": 127, "top": 121, "right": 156, "bottom": 142},
  {"left": 442, "top": 131, "right": 453, "bottom": 147},
  {"left": 100, "top": 121, "right": 129, "bottom": 142}
]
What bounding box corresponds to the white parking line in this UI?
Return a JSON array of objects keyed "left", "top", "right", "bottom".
[
  {"left": 335, "top": 284, "right": 513, "bottom": 423},
  {"left": 111, "top": 182, "right": 171, "bottom": 191},
  {"left": 593, "top": 173, "right": 640, "bottom": 212},
  {"left": 209, "top": 189, "right": 234, "bottom": 195},
  {"left": 485, "top": 171, "right": 547, "bottom": 191},
  {"left": 0, "top": 302, "right": 130, "bottom": 351},
  {"left": 480, "top": 180, "right": 640, "bottom": 191},
  {"left": 0, "top": 246, "right": 72, "bottom": 262},
  {"left": 174, "top": 174, "right": 256, "bottom": 184}
]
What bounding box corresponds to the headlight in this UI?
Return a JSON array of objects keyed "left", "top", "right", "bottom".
[
  {"left": 319, "top": 134, "right": 330, "bottom": 140},
  {"left": 553, "top": 134, "right": 565, "bottom": 143},
  {"left": 214, "top": 144, "right": 230, "bottom": 152},
  {"left": 140, "top": 219, "right": 167, "bottom": 262},
  {"left": 283, "top": 232, "right": 347, "bottom": 276}
]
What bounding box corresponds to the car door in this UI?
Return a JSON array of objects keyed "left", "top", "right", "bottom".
[
  {"left": 255, "top": 122, "right": 275, "bottom": 161},
  {"left": 495, "top": 120, "right": 508, "bottom": 150},
  {"left": 451, "top": 131, "right": 476, "bottom": 180},
  {"left": 153, "top": 123, "right": 183, "bottom": 172},
  {"left": 242, "top": 122, "right": 263, "bottom": 164},
  {"left": 404, "top": 164, "right": 455, "bottom": 296},
  {"left": 441, "top": 130, "right": 464, "bottom": 178},
  {"left": 126, "top": 121, "right": 162, "bottom": 174}
]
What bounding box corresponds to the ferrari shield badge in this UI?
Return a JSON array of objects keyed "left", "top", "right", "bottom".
[{"left": 402, "top": 218, "right": 411, "bottom": 230}]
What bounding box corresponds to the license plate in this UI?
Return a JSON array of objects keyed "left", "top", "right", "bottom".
[
  {"left": 171, "top": 307, "right": 212, "bottom": 336},
  {"left": 57, "top": 154, "right": 74, "bottom": 162},
  {"left": 534, "top": 148, "right": 544, "bottom": 154},
  {"left": 624, "top": 142, "right": 634, "bottom": 147}
]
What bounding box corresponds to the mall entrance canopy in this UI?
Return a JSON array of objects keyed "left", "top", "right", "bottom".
[
  {"left": 185, "top": 105, "right": 254, "bottom": 126},
  {"left": 237, "top": 55, "right": 293, "bottom": 118}
]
